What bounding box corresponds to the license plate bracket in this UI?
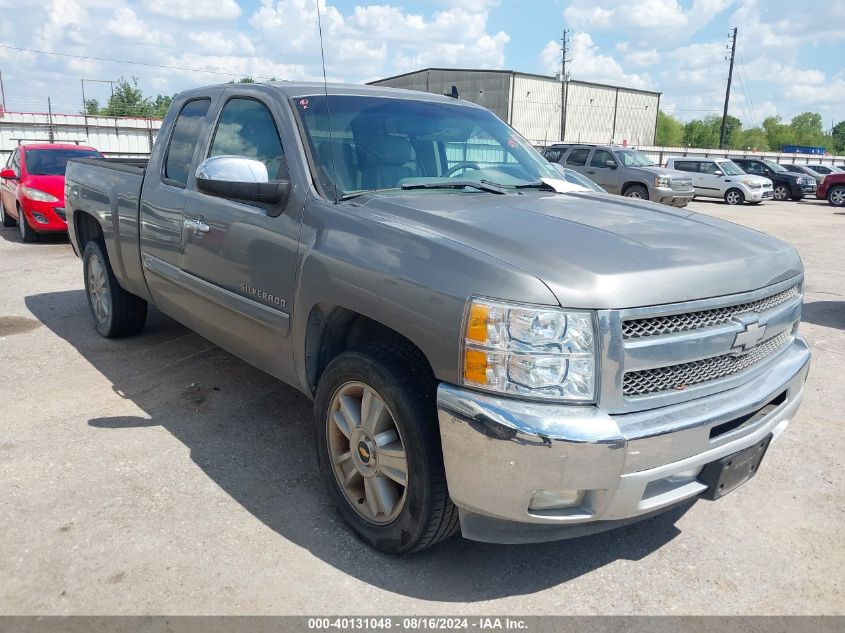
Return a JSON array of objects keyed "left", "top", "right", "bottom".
[{"left": 700, "top": 434, "right": 772, "bottom": 500}]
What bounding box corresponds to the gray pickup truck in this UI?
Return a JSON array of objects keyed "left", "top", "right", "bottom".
[{"left": 65, "top": 81, "right": 810, "bottom": 554}]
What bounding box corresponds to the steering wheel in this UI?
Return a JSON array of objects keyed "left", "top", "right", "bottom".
[{"left": 444, "top": 161, "right": 482, "bottom": 177}]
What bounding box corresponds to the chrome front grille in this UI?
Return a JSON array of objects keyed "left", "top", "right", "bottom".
[
  {"left": 623, "top": 285, "right": 800, "bottom": 339},
  {"left": 623, "top": 329, "right": 794, "bottom": 397},
  {"left": 670, "top": 178, "right": 693, "bottom": 191}
]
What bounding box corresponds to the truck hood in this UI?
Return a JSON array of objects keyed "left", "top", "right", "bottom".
[
  {"left": 640, "top": 165, "right": 689, "bottom": 179},
  {"left": 354, "top": 191, "right": 802, "bottom": 309}
]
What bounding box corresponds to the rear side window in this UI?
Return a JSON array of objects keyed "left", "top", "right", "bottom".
[
  {"left": 542, "top": 148, "right": 564, "bottom": 163},
  {"left": 565, "top": 148, "right": 590, "bottom": 166},
  {"left": 673, "top": 161, "right": 698, "bottom": 172},
  {"left": 209, "top": 98, "right": 286, "bottom": 179},
  {"left": 164, "top": 99, "right": 211, "bottom": 186}
]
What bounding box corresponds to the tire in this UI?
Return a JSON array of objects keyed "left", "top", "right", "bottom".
[
  {"left": 791, "top": 195, "right": 803, "bottom": 201},
  {"left": 773, "top": 184, "right": 790, "bottom": 201},
  {"left": 724, "top": 188, "right": 744, "bottom": 206},
  {"left": 623, "top": 184, "right": 648, "bottom": 200},
  {"left": 748, "top": 201, "right": 762, "bottom": 205},
  {"left": 0, "top": 198, "right": 15, "bottom": 227},
  {"left": 18, "top": 206, "right": 38, "bottom": 242},
  {"left": 828, "top": 185, "right": 845, "bottom": 207},
  {"left": 314, "top": 341, "right": 459, "bottom": 554},
  {"left": 82, "top": 240, "right": 147, "bottom": 338}
]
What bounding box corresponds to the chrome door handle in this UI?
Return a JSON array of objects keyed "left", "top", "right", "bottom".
[{"left": 183, "top": 217, "right": 210, "bottom": 233}]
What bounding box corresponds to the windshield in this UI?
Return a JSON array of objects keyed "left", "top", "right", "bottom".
[
  {"left": 761, "top": 159, "right": 787, "bottom": 173},
  {"left": 24, "top": 149, "right": 101, "bottom": 176},
  {"left": 615, "top": 149, "right": 655, "bottom": 167},
  {"left": 717, "top": 160, "right": 745, "bottom": 176},
  {"left": 294, "top": 95, "right": 560, "bottom": 197}
]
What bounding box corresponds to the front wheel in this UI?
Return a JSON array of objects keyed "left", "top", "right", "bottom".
[
  {"left": 773, "top": 184, "right": 790, "bottom": 201},
  {"left": 623, "top": 184, "right": 648, "bottom": 200},
  {"left": 83, "top": 240, "right": 148, "bottom": 337},
  {"left": 18, "top": 207, "right": 38, "bottom": 242},
  {"left": 724, "top": 188, "right": 744, "bottom": 206},
  {"left": 827, "top": 185, "right": 845, "bottom": 207},
  {"left": 314, "top": 341, "right": 458, "bottom": 553}
]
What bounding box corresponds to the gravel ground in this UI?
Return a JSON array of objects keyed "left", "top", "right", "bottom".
[{"left": 0, "top": 196, "right": 842, "bottom": 615}]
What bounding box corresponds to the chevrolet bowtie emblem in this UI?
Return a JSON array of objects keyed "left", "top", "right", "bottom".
[{"left": 731, "top": 320, "right": 766, "bottom": 353}]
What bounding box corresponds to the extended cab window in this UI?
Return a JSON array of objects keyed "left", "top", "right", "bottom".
[
  {"left": 164, "top": 98, "right": 211, "bottom": 186},
  {"left": 209, "top": 98, "right": 285, "bottom": 178},
  {"left": 543, "top": 148, "right": 564, "bottom": 163},
  {"left": 565, "top": 149, "right": 589, "bottom": 166}
]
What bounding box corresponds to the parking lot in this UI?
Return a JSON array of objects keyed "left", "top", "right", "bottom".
[{"left": 1, "top": 196, "right": 842, "bottom": 615}]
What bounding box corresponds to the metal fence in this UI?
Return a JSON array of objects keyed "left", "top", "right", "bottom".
[{"left": 627, "top": 145, "right": 845, "bottom": 167}]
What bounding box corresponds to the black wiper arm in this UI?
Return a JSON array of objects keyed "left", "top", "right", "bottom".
[
  {"left": 513, "top": 180, "right": 549, "bottom": 189},
  {"left": 401, "top": 180, "right": 505, "bottom": 194},
  {"left": 339, "top": 187, "right": 404, "bottom": 201}
]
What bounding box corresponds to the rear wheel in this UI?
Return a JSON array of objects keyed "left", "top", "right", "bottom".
[
  {"left": 623, "top": 184, "right": 648, "bottom": 200},
  {"left": 724, "top": 188, "right": 744, "bottom": 206},
  {"left": 314, "top": 341, "right": 458, "bottom": 553},
  {"left": 0, "top": 199, "right": 15, "bottom": 227},
  {"left": 18, "top": 206, "right": 38, "bottom": 242},
  {"left": 773, "top": 184, "right": 790, "bottom": 201},
  {"left": 827, "top": 185, "right": 845, "bottom": 207},
  {"left": 83, "top": 240, "right": 147, "bottom": 337}
]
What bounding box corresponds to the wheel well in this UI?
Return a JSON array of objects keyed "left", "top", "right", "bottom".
[
  {"left": 622, "top": 181, "right": 648, "bottom": 195},
  {"left": 74, "top": 210, "right": 104, "bottom": 249},
  {"left": 305, "top": 304, "right": 433, "bottom": 395}
]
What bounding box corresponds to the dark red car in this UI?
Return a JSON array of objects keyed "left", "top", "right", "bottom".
[
  {"left": 817, "top": 172, "right": 845, "bottom": 207},
  {"left": 0, "top": 143, "right": 102, "bottom": 242}
]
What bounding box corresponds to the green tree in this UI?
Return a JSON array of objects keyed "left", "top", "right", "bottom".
[
  {"left": 734, "top": 127, "right": 770, "bottom": 151},
  {"left": 228, "top": 76, "right": 256, "bottom": 84},
  {"left": 82, "top": 98, "right": 99, "bottom": 115},
  {"left": 151, "top": 94, "right": 174, "bottom": 118},
  {"left": 762, "top": 116, "right": 791, "bottom": 151},
  {"left": 832, "top": 121, "right": 845, "bottom": 154},
  {"left": 790, "top": 112, "right": 825, "bottom": 147},
  {"left": 101, "top": 77, "right": 152, "bottom": 117},
  {"left": 655, "top": 110, "right": 684, "bottom": 146},
  {"left": 683, "top": 116, "right": 720, "bottom": 148},
  {"left": 721, "top": 114, "right": 742, "bottom": 148}
]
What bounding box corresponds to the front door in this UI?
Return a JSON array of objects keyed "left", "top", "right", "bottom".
[
  {"left": 697, "top": 161, "right": 724, "bottom": 197},
  {"left": 586, "top": 149, "right": 622, "bottom": 193},
  {"left": 178, "top": 93, "right": 303, "bottom": 384}
]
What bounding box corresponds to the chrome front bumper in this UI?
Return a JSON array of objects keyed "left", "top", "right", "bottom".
[
  {"left": 437, "top": 337, "right": 810, "bottom": 543},
  {"left": 652, "top": 186, "right": 693, "bottom": 207}
]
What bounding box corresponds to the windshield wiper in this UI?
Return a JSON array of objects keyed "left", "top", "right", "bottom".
[
  {"left": 401, "top": 180, "right": 505, "bottom": 194},
  {"left": 513, "top": 180, "right": 552, "bottom": 189},
  {"left": 339, "top": 187, "right": 404, "bottom": 201}
]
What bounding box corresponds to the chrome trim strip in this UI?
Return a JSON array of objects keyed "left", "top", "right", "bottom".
[{"left": 141, "top": 252, "right": 290, "bottom": 335}]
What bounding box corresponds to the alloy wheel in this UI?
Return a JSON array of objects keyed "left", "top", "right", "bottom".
[
  {"left": 830, "top": 187, "right": 845, "bottom": 207},
  {"left": 87, "top": 252, "right": 111, "bottom": 324},
  {"left": 327, "top": 381, "right": 408, "bottom": 525},
  {"left": 726, "top": 191, "right": 741, "bottom": 205},
  {"left": 774, "top": 185, "right": 789, "bottom": 201}
]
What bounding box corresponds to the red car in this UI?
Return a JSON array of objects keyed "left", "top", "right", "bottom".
[
  {"left": 0, "top": 143, "right": 102, "bottom": 242},
  {"left": 817, "top": 172, "right": 845, "bottom": 207}
]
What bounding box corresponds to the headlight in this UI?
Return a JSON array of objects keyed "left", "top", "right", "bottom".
[
  {"left": 741, "top": 179, "right": 761, "bottom": 188},
  {"left": 461, "top": 297, "right": 596, "bottom": 401},
  {"left": 654, "top": 176, "right": 671, "bottom": 188},
  {"left": 20, "top": 186, "right": 59, "bottom": 203}
]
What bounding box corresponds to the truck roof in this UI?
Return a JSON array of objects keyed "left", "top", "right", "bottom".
[
  {"left": 175, "top": 80, "right": 487, "bottom": 109},
  {"left": 21, "top": 143, "right": 99, "bottom": 151}
]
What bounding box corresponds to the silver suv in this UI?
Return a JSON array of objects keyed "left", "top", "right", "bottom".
[{"left": 543, "top": 143, "right": 694, "bottom": 207}]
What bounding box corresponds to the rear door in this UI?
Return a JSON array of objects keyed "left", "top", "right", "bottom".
[
  {"left": 178, "top": 89, "right": 304, "bottom": 384},
  {"left": 1, "top": 148, "right": 20, "bottom": 217},
  {"left": 672, "top": 160, "right": 705, "bottom": 196},
  {"left": 585, "top": 149, "right": 621, "bottom": 193},
  {"left": 563, "top": 148, "right": 591, "bottom": 178}
]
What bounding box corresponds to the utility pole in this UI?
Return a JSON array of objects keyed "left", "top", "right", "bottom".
[
  {"left": 719, "top": 27, "right": 737, "bottom": 149},
  {"left": 560, "top": 29, "right": 571, "bottom": 143}
]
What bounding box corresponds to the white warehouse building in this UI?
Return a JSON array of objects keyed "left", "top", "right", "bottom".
[{"left": 369, "top": 68, "right": 661, "bottom": 148}]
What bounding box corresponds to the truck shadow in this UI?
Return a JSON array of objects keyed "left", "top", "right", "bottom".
[
  {"left": 26, "top": 289, "right": 692, "bottom": 601},
  {"left": 802, "top": 300, "right": 845, "bottom": 331}
]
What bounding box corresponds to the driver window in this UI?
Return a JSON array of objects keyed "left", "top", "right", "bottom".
[
  {"left": 700, "top": 162, "right": 720, "bottom": 175},
  {"left": 590, "top": 149, "right": 614, "bottom": 168},
  {"left": 209, "top": 98, "right": 286, "bottom": 178},
  {"left": 744, "top": 162, "right": 761, "bottom": 174}
]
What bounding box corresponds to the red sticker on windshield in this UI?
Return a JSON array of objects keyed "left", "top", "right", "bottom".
[
  {"left": 299, "top": 98, "right": 309, "bottom": 109},
  {"left": 507, "top": 136, "right": 518, "bottom": 149}
]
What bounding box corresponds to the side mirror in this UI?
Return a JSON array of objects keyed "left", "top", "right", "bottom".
[
  {"left": 0, "top": 168, "right": 17, "bottom": 180},
  {"left": 714, "top": 170, "right": 723, "bottom": 176},
  {"left": 604, "top": 160, "right": 617, "bottom": 169},
  {"left": 195, "top": 156, "right": 290, "bottom": 207}
]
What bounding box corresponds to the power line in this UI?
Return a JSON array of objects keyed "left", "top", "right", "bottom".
[{"left": 0, "top": 44, "right": 273, "bottom": 80}]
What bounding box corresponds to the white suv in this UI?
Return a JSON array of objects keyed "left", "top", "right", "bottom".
[{"left": 666, "top": 157, "right": 773, "bottom": 205}]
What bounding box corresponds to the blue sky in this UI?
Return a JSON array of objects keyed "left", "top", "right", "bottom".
[{"left": 0, "top": 0, "right": 842, "bottom": 128}]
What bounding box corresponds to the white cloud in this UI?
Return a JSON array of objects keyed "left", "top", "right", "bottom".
[
  {"left": 142, "top": 0, "right": 241, "bottom": 21},
  {"left": 564, "top": 0, "right": 733, "bottom": 36},
  {"left": 540, "top": 32, "right": 649, "bottom": 89}
]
